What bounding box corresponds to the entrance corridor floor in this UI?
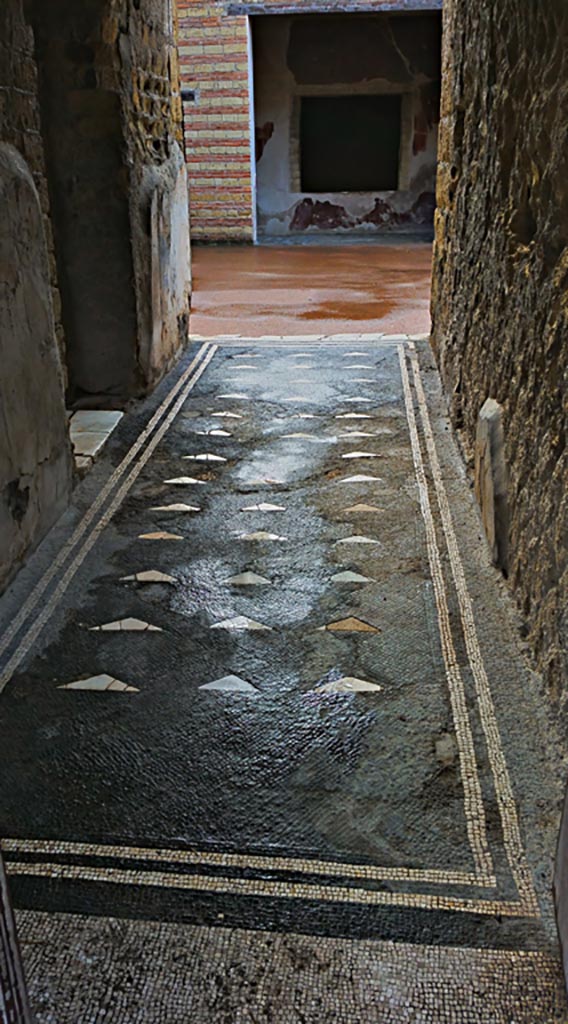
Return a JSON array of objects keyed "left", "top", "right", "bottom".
[{"left": 0, "top": 338, "right": 566, "bottom": 1021}]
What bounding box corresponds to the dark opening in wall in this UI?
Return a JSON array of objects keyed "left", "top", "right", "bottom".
[{"left": 300, "top": 94, "right": 401, "bottom": 193}]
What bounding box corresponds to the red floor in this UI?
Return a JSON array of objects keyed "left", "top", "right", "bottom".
[{"left": 189, "top": 242, "right": 433, "bottom": 337}]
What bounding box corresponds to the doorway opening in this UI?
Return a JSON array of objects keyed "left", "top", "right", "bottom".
[
  {"left": 300, "top": 94, "right": 402, "bottom": 193},
  {"left": 251, "top": 10, "right": 442, "bottom": 239}
]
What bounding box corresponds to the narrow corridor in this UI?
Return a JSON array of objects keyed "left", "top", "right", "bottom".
[{"left": 0, "top": 338, "right": 565, "bottom": 1021}]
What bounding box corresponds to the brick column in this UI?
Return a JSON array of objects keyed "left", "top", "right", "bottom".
[{"left": 178, "top": 0, "right": 255, "bottom": 241}]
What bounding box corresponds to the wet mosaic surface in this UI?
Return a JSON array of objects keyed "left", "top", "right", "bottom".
[{"left": 0, "top": 339, "right": 566, "bottom": 1020}]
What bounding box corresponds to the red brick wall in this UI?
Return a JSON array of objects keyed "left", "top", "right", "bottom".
[{"left": 178, "top": 1, "right": 254, "bottom": 241}]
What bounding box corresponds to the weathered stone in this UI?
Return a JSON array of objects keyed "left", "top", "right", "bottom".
[
  {"left": 474, "top": 398, "right": 510, "bottom": 575},
  {"left": 0, "top": 143, "right": 72, "bottom": 591},
  {"left": 31, "top": 0, "right": 190, "bottom": 402},
  {"left": 431, "top": 0, "right": 568, "bottom": 698}
]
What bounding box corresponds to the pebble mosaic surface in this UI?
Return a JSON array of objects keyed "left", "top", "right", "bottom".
[
  {"left": 0, "top": 339, "right": 565, "bottom": 1020},
  {"left": 16, "top": 911, "right": 568, "bottom": 1024}
]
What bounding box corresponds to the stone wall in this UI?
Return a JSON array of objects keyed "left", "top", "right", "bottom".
[
  {"left": 253, "top": 12, "right": 440, "bottom": 238},
  {"left": 431, "top": 0, "right": 568, "bottom": 697},
  {"left": 0, "top": 2, "right": 73, "bottom": 594},
  {"left": 0, "top": 0, "right": 65, "bottom": 366},
  {"left": 32, "top": 0, "right": 191, "bottom": 404},
  {"left": 178, "top": 0, "right": 254, "bottom": 242}
]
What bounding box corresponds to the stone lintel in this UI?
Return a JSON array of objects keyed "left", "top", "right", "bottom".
[{"left": 226, "top": 0, "right": 442, "bottom": 15}]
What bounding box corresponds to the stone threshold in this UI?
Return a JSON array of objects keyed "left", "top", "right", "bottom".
[
  {"left": 189, "top": 332, "right": 430, "bottom": 344},
  {"left": 67, "top": 410, "right": 124, "bottom": 476}
]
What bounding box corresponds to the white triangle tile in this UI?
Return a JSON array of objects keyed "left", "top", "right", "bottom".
[
  {"left": 183, "top": 453, "right": 227, "bottom": 462},
  {"left": 226, "top": 571, "right": 271, "bottom": 586},
  {"left": 164, "top": 477, "right": 207, "bottom": 485},
  {"left": 195, "top": 429, "right": 232, "bottom": 437},
  {"left": 335, "top": 413, "right": 372, "bottom": 420},
  {"left": 335, "top": 536, "right": 381, "bottom": 545},
  {"left": 342, "top": 504, "right": 383, "bottom": 514},
  {"left": 242, "top": 478, "right": 285, "bottom": 487},
  {"left": 89, "top": 617, "right": 162, "bottom": 632},
  {"left": 200, "top": 675, "right": 259, "bottom": 693},
  {"left": 317, "top": 616, "right": 379, "bottom": 633},
  {"left": 282, "top": 434, "right": 333, "bottom": 443},
  {"left": 150, "top": 504, "right": 200, "bottom": 512},
  {"left": 58, "top": 674, "right": 139, "bottom": 693},
  {"left": 315, "top": 677, "right": 382, "bottom": 694},
  {"left": 238, "top": 531, "right": 287, "bottom": 542},
  {"left": 120, "top": 570, "right": 177, "bottom": 584},
  {"left": 339, "top": 475, "right": 382, "bottom": 483},
  {"left": 331, "top": 570, "right": 374, "bottom": 583},
  {"left": 217, "top": 393, "right": 249, "bottom": 400},
  {"left": 341, "top": 452, "right": 381, "bottom": 460},
  {"left": 212, "top": 412, "right": 243, "bottom": 419},
  {"left": 337, "top": 432, "right": 375, "bottom": 438},
  {"left": 241, "top": 502, "right": 286, "bottom": 512},
  {"left": 138, "top": 531, "right": 183, "bottom": 540},
  {"left": 211, "top": 615, "right": 272, "bottom": 632}
]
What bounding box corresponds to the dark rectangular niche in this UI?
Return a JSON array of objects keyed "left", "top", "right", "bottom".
[{"left": 300, "top": 94, "right": 402, "bottom": 193}]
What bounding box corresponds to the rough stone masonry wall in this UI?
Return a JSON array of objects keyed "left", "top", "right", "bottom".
[
  {"left": 0, "top": 0, "right": 65, "bottom": 364},
  {"left": 0, "top": 0, "right": 72, "bottom": 593},
  {"left": 33, "top": 0, "right": 191, "bottom": 403},
  {"left": 431, "top": 0, "right": 568, "bottom": 698}
]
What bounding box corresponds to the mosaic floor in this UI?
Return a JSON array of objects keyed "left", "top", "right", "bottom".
[{"left": 0, "top": 337, "right": 566, "bottom": 1021}]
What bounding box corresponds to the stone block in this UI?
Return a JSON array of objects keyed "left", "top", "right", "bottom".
[
  {"left": 0, "top": 143, "right": 72, "bottom": 592},
  {"left": 474, "top": 398, "right": 510, "bottom": 575}
]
